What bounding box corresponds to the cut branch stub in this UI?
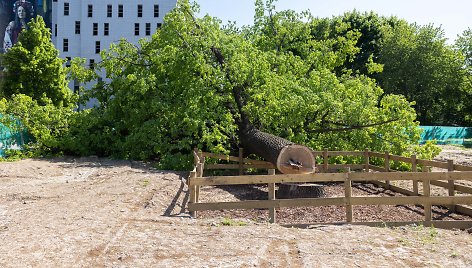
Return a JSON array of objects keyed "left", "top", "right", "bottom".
[{"left": 239, "top": 126, "right": 315, "bottom": 174}]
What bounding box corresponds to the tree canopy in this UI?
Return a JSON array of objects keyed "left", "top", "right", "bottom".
[
  {"left": 1, "top": 16, "right": 72, "bottom": 107},
  {"left": 0, "top": 16, "right": 75, "bottom": 156},
  {"left": 3, "top": 1, "right": 467, "bottom": 168},
  {"left": 325, "top": 11, "right": 470, "bottom": 126},
  {"left": 61, "top": 0, "right": 422, "bottom": 168}
]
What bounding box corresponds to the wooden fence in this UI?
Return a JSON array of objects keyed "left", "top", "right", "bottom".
[{"left": 188, "top": 149, "right": 472, "bottom": 229}]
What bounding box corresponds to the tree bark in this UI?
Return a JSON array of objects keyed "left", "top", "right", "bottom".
[
  {"left": 209, "top": 42, "right": 315, "bottom": 174},
  {"left": 239, "top": 124, "right": 316, "bottom": 174}
]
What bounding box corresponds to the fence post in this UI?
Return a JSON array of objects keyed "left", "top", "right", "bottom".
[
  {"left": 412, "top": 154, "right": 418, "bottom": 195},
  {"left": 268, "top": 169, "right": 276, "bottom": 223},
  {"left": 189, "top": 171, "right": 197, "bottom": 218},
  {"left": 196, "top": 162, "right": 203, "bottom": 203},
  {"left": 198, "top": 149, "right": 203, "bottom": 164},
  {"left": 323, "top": 148, "right": 329, "bottom": 172},
  {"left": 447, "top": 160, "right": 456, "bottom": 212},
  {"left": 422, "top": 175, "right": 432, "bottom": 225},
  {"left": 193, "top": 148, "right": 199, "bottom": 167},
  {"left": 239, "top": 148, "right": 244, "bottom": 176},
  {"left": 384, "top": 151, "right": 390, "bottom": 189},
  {"left": 344, "top": 168, "right": 353, "bottom": 223},
  {"left": 364, "top": 149, "right": 369, "bottom": 172}
]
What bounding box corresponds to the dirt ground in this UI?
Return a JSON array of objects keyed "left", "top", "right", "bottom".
[{"left": 0, "top": 146, "right": 471, "bottom": 267}]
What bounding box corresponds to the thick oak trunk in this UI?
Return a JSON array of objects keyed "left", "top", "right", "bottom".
[
  {"left": 239, "top": 125, "right": 316, "bottom": 174},
  {"left": 208, "top": 45, "right": 315, "bottom": 174}
]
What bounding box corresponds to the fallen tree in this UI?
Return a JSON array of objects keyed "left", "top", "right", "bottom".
[
  {"left": 65, "top": 1, "right": 424, "bottom": 170},
  {"left": 209, "top": 44, "right": 316, "bottom": 174},
  {"left": 239, "top": 124, "right": 316, "bottom": 174}
]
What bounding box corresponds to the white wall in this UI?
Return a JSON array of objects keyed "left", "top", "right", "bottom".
[
  {"left": 51, "top": 0, "right": 177, "bottom": 108},
  {"left": 53, "top": 0, "right": 176, "bottom": 60}
]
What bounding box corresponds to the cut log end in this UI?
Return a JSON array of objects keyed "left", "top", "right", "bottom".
[{"left": 276, "top": 145, "right": 316, "bottom": 174}]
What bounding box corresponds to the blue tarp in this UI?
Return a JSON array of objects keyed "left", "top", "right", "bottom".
[{"left": 420, "top": 126, "right": 472, "bottom": 145}]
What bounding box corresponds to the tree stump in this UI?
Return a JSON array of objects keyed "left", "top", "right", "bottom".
[{"left": 276, "top": 183, "right": 325, "bottom": 199}]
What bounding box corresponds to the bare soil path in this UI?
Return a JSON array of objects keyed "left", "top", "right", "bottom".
[{"left": 0, "top": 147, "right": 471, "bottom": 267}]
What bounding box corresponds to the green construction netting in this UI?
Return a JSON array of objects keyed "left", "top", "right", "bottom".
[
  {"left": 420, "top": 126, "right": 472, "bottom": 145},
  {"left": 0, "top": 116, "right": 31, "bottom": 157}
]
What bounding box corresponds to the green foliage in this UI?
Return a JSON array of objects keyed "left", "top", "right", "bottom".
[
  {"left": 57, "top": 109, "right": 118, "bottom": 157},
  {"left": 378, "top": 23, "right": 469, "bottom": 125},
  {"left": 410, "top": 141, "right": 442, "bottom": 160},
  {"left": 220, "top": 218, "right": 247, "bottom": 226},
  {"left": 62, "top": 0, "right": 424, "bottom": 170},
  {"left": 0, "top": 17, "right": 76, "bottom": 158},
  {"left": 455, "top": 29, "right": 472, "bottom": 125},
  {"left": 455, "top": 28, "right": 472, "bottom": 68},
  {"left": 2, "top": 148, "right": 35, "bottom": 161},
  {"left": 323, "top": 11, "right": 470, "bottom": 126},
  {"left": 0, "top": 94, "right": 74, "bottom": 155},
  {"left": 1, "top": 16, "right": 72, "bottom": 107}
]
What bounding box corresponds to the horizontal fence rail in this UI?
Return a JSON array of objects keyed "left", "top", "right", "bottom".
[
  {"left": 194, "top": 148, "right": 472, "bottom": 173},
  {"left": 188, "top": 148, "right": 472, "bottom": 229}
]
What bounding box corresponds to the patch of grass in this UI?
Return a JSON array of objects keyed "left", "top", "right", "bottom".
[
  {"left": 450, "top": 251, "right": 459, "bottom": 258},
  {"left": 220, "top": 218, "right": 247, "bottom": 226},
  {"left": 394, "top": 224, "right": 439, "bottom": 246},
  {"left": 421, "top": 226, "right": 439, "bottom": 244},
  {"left": 397, "top": 237, "right": 410, "bottom": 246},
  {"left": 409, "top": 224, "right": 439, "bottom": 245}
]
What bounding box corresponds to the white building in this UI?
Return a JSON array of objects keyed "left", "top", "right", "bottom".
[{"left": 50, "top": 0, "right": 177, "bottom": 103}]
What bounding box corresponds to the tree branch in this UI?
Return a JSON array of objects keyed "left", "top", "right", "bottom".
[{"left": 309, "top": 118, "right": 401, "bottom": 133}]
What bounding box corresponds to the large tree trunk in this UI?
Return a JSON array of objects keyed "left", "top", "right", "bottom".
[
  {"left": 207, "top": 46, "right": 316, "bottom": 174},
  {"left": 239, "top": 125, "right": 316, "bottom": 174}
]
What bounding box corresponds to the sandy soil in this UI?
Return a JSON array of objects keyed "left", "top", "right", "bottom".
[{"left": 0, "top": 147, "right": 471, "bottom": 267}]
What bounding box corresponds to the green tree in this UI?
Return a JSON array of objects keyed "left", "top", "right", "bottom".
[
  {"left": 0, "top": 16, "right": 76, "bottom": 156},
  {"left": 333, "top": 10, "right": 389, "bottom": 76},
  {"left": 0, "top": 94, "right": 74, "bottom": 155},
  {"left": 377, "top": 22, "right": 468, "bottom": 125},
  {"left": 64, "top": 0, "right": 423, "bottom": 169},
  {"left": 455, "top": 29, "right": 472, "bottom": 124},
  {"left": 2, "top": 16, "right": 72, "bottom": 107},
  {"left": 455, "top": 28, "right": 472, "bottom": 68},
  {"left": 322, "top": 12, "right": 469, "bottom": 126}
]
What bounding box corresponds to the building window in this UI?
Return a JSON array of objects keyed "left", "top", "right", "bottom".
[
  {"left": 93, "top": 23, "right": 98, "bottom": 36},
  {"left": 89, "top": 59, "right": 95, "bottom": 70},
  {"left": 63, "top": 39, "right": 69, "bottom": 52},
  {"left": 66, "top": 57, "right": 71, "bottom": 67},
  {"left": 145, "top": 23, "right": 151, "bottom": 36},
  {"left": 104, "top": 23, "right": 109, "bottom": 36},
  {"left": 64, "top": 2, "right": 69, "bottom": 16},
  {"left": 88, "top": 4, "right": 93, "bottom": 17},
  {"left": 107, "top": 5, "right": 112, "bottom": 17},
  {"left": 54, "top": 24, "right": 57, "bottom": 36},
  {"left": 73, "top": 80, "right": 80, "bottom": 94},
  {"left": 118, "top": 5, "right": 123, "bottom": 17},
  {"left": 53, "top": 0, "right": 57, "bottom": 2},
  {"left": 134, "top": 23, "right": 140, "bottom": 35},
  {"left": 137, "top": 4, "right": 143, "bottom": 17},
  {"left": 95, "top": 41, "right": 100, "bottom": 54},
  {"left": 156, "top": 23, "right": 162, "bottom": 29},
  {"left": 154, "top": 5, "right": 159, "bottom": 17},
  {"left": 75, "top": 21, "right": 80, "bottom": 34}
]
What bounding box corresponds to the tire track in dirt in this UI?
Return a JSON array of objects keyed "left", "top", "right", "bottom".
[{"left": 257, "top": 238, "right": 303, "bottom": 267}]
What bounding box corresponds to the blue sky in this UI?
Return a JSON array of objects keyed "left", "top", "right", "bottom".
[{"left": 196, "top": 0, "right": 471, "bottom": 42}]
